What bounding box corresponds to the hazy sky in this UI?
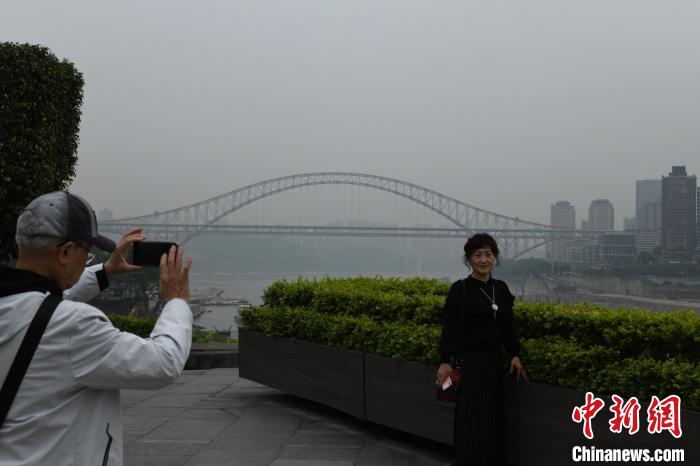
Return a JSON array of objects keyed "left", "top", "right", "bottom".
[{"left": 3, "top": 0, "right": 699, "bottom": 227}]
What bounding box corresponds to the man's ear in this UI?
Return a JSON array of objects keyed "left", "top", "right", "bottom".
[{"left": 56, "top": 241, "right": 74, "bottom": 266}]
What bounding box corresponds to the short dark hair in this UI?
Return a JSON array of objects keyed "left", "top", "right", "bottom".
[{"left": 463, "top": 233, "right": 499, "bottom": 265}]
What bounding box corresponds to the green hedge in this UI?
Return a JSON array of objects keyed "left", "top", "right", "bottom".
[
  {"left": 241, "top": 305, "right": 441, "bottom": 364},
  {"left": 263, "top": 277, "right": 447, "bottom": 325},
  {"left": 243, "top": 277, "right": 700, "bottom": 411},
  {"left": 515, "top": 302, "right": 699, "bottom": 362},
  {"left": 240, "top": 305, "right": 700, "bottom": 411},
  {"left": 261, "top": 277, "right": 700, "bottom": 362},
  {"left": 108, "top": 314, "right": 236, "bottom": 343},
  {"left": 263, "top": 277, "right": 450, "bottom": 307},
  {"left": 522, "top": 336, "right": 700, "bottom": 410},
  {"left": 109, "top": 314, "right": 156, "bottom": 338}
]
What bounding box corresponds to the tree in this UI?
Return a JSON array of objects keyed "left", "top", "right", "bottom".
[{"left": 0, "top": 43, "right": 84, "bottom": 261}]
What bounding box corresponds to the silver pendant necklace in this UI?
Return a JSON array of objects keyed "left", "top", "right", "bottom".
[{"left": 479, "top": 284, "right": 498, "bottom": 319}]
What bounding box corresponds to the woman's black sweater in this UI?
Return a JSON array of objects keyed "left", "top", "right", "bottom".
[{"left": 438, "top": 275, "right": 520, "bottom": 363}]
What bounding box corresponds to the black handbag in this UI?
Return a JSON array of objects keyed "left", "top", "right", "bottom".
[{"left": 436, "top": 360, "right": 462, "bottom": 402}]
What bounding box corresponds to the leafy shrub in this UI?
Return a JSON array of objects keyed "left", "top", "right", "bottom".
[
  {"left": 109, "top": 314, "right": 234, "bottom": 343},
  {"left": 241, "top": 306, "right": 440, "bottom": 364},
  {"left": 263, "top": 277, "right": 447, "bottom": 324},
  {"left": 261, "top": 277, "right": 700, "bottom": 362},
  {"left": 0, "top": 42, "right": 84, "bottom": 261},
  {"left": 515, "top": 302, "right": 700, "bottom": 362},
  {"left": 521, "top": 336, "right": 700, "bottom": 410},
  {"left": 244, "top": 277, "right": 700, "bottom": 411},
  {"left": 108, "top": 314, "right": 156, "bottom": 338},
  {"left": 241, "top": 305, "right": 700, "bottom": 410}
]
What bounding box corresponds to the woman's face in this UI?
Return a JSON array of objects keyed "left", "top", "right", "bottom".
[{"left": 468, "top": 246, "right": 495, "bottom": 277}]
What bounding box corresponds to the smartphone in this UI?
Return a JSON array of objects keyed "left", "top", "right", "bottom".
[{"left": 132, "top": 241, "right": 178, "bottom": 267}]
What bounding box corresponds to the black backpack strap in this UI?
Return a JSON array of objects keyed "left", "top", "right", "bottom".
[{"left": 0, "top": 293, "right": 62, "bottom": 429}]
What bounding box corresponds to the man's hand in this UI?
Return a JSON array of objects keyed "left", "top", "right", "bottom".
[
  {"left": 160, "top": 245, "right": 192, "bottom": 303},
  {"left": 436, "top": 363, "right": 452, "bottom": 386},
  {"left": 103, "top": 228, "right": 144, "bottom": 279},
  {"left": 509, "top": 356, "right": 528, "bottom": 382}
]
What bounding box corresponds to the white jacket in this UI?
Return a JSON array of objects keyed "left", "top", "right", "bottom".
[{"left": 0, "top": 264, "right": 192, "bottom": 465}]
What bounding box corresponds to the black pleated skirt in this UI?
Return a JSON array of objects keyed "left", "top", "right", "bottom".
[{"left": 453, "top": 348, "right": 507, "bottom": 466}]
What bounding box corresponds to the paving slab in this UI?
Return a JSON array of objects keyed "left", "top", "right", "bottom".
[
  {"left": 277, "top": 446, "right": 362, "bottom": 462},
  {"left": 124, "top": 455, "right": 191, "bottom": 465},
  {"left": 123, "top": 416, "right": 171, "bottom": 435},
  {"left": 133, "top": 394, "right": 205, "bottom": 409},
  {"left": 141, "top": 419, "right": 234, "bottom": 442},
  {"left": 123, "top": 406, "right": 188, "bottom": 417},
  {"left": 271, "top": 461, "right": 354, "bottom": 466},
  {"left": 127, "top": 439, "right": 210, "bottom": 457},
  {"left": 123, "top": 369, "right": 452, "bottom": 466},
  {"left": 165, "top": 383, "right": 231, "bottom": 394},
  {"left": 178, "top": 408, "right": 240, "bottom": 421}
]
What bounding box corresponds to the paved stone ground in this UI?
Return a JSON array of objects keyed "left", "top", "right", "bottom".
[{"left": 123, "top": 368, "right": 453, "bottom": 466}]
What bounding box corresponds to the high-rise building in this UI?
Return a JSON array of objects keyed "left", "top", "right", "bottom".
[
  {"left": 588, "top": 199, "right": 614, "bottom": 231},
  {"left": 547, "top": 201, "right": 575, "bottom": 261},
  {"left": 697, "top": 187, "right": 700, "bottom": 250},
  {"left": 661, "top": 166, "right": 697, "bottom": 252},
  {"left": 551, "top": 201, "right": 576, "bottom": 229},
  {"left": 598, "top": 233, "right": 636, "bottom": 265},
  {"left": 634, "top": 229, "right": 662, "bottom": 253},
  {"left": 636, "top": 180, "right": 662, "bottom": 230}
]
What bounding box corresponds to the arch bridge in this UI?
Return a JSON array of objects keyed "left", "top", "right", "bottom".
[{"left": 100, "top": 172, "right": 601, "bottom": 259}]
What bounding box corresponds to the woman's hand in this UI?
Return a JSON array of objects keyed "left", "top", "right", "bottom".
[
  {"left": 509, "top": 356, "right": 528, "bottom": 382},
  {"left": 436, "top": 363, "right": 452, "bottom": 385}
]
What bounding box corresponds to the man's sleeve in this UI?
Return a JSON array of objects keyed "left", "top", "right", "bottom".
[
  {"left": 63, "top": 264, "right": 109, "bottom": 303},
  {"left": 68, "top": 299, "right": 193, "bottom": 390}
]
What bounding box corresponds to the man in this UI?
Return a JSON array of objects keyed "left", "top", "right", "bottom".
[{"left": 0, "top": 192, "right": 193, "bottom": 465}]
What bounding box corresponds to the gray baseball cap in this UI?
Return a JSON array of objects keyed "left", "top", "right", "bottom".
[{"left": 16, "top": 191, "right": 116, "bottom": 252}]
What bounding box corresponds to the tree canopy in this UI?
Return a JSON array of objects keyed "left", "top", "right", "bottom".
[{"left": 0, "top": 42, "right": 84, "bottom": 261}]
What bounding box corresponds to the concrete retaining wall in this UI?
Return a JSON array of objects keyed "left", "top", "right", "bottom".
[{"left": 239, "top": 329, "right": 699, "bottom": 466}]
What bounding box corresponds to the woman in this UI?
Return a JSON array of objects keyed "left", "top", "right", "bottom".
[{"left": 436, "top": 233, "right": 526, "bottom": 466}]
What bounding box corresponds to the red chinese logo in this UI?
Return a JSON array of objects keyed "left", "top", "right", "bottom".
[
  {"left": 647, "top": 395, "right": 682, "bottom": 438},
  {"left": 572, "top": 392, "right": 605, "bottom": 439},
  {"left": 573, "top": 393, "right": 683, "bottom": 439},
  {"left": 609, "top": 395, "right": 640, "bottom": 435}
]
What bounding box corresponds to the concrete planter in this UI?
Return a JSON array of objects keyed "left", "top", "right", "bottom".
[
  {"left": 239, "top": 329, "right": 698, "bottom": 465},
  {"left": 238, "top": 329, "right": 365, "bottom": 419},
  {"left": 364, "top": 353, "right": 454, "bottom": 444},
  {"left": 185, "top": 343, "right": 239, "bottom": 370}
]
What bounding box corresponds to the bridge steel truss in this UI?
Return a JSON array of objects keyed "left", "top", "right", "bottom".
[{"left": 103, "top": 172, "right": 594, "bottom": 258}]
